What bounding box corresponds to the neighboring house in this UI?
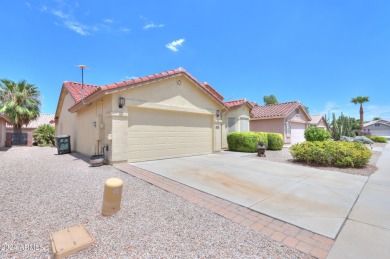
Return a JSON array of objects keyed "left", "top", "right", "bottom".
[
  {"left": 222, "top": 99, "right": 253, "bottom": 148},
  {"left": 250, "top": 101, "right": 311, "bottom": 144},
  {"left": 55, "top": 68, "right": 228, "bottom": 164},
  {"left": 6, "top": 114, "right": 55, "bottom": 135},
  {"left": 309, "top": 114, "right": 327, "bottom": 129},
  {"left": 0, "top": 113, "right": 11, "bottom": 147},
  {"left": 363, "top": 120, "right": 390, "bottom": 137}
]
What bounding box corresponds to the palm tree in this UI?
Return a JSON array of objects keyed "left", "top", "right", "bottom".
[
  {"left": 0, "top": 79, "right": 41, "bottom": 133},
  {"left": 351, "top": 96, "right": 369, "bottom": 136}
]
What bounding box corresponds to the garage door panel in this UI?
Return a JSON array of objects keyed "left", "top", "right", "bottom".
[
  {"left": 128, "top": 109, "right": 212, "bottom": 162},
  {"left": 291, "top": 123, "right": 306, "bottom": 144}
]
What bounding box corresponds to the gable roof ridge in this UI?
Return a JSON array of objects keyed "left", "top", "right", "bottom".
[{"left": 66, "top": 67, "right": 227, "bottom": 111}]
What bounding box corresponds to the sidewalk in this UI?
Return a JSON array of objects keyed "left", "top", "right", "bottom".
[{"left": 328, "top": 143, "right": 390, "bottom": 258}]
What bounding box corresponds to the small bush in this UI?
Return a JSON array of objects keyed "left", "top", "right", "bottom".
[
  {"left": 227, "top": 132, "right": 279, "bottom": 152},
  {"left": 304, "top": 126, "right": 331, "bottom": 142},
  {"left": 267, "top": 133, "right": 284, "bottom": 150},
  {"left": 290, "top": 141, "right": 372, "bottom": 168},
  {"left": 368, "top": 136, "right": 388, "bottom": 143},
  {"left": 227, "top": 132, "right": 259, "bottom": 152},
  {"left": 254, "top": 132, "right": 269, "bottom": 147},
  {"left": 33, "top": 124, "right": 55, "bottom": 147}
]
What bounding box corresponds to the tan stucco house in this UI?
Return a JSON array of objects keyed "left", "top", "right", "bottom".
[
  {"left": 222, "top": 99, "right": 253, "bottom": 148},
  {"left": 363, "top": 119, "right": 390, "bottom": 137},
  {"left": 0, "top": 113, "right": 11, "bottom": 147},
  {"left": 250, "top": 101, "right": 311, "bottom": 144},
  {"left": 55, "top": 68, "right": 234, "bottom": 164},
  {"left": 309, "top": 114, "right": 327, "bottom": 129}
]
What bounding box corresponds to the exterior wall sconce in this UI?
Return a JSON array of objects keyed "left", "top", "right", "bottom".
[
  {"left": 118, "top": 97, "right": 125, "bottom": 108},
  {"left": 92, "top": 121, "right": 97, "bottom": 127},
  {"left": 216, "top": 110, "right": 220, "bottom": 118}
]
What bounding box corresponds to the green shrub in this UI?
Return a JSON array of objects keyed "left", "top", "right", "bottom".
[
  {"left": 368, "top": 136, "right": 388, "bottom": 143},
  {"left": 33, "top": 124, "right": 55, "bottom": 147},
  {"left": 254, "top": 132, "right": 269, "bottom": 147},
  {"left": 227, "top": 132, "right": 259, "bottom": 152},
  {"left": 227, "top": 132, "right": 271, "bottom": 152},
  {"left": 267, "top": 133, "right": 284, "bottom": 150},
  {"left": 304, "top": 126, "right": 331, "bottom": 141},
  {"left": 289, "top": 141, "right": 372, "bottom": 168}
]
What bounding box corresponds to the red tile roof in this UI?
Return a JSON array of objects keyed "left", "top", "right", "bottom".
[
  {"left": 63, "top": 68, "right": 226, "bottom": 110},
  {"left": 63, "top": 81, "right": 100, "bottom": 103},
  {"left": 6, "top": 114, "right": 55, "bottom": 129},
  {"left": 224, "top": 99, "right": 253, "bottom": 109},
  {"left": 251, "top": 101, "right": 309, "bottom": 118},
  {"left": 201, "top": 82, "right": 224, "bottom": 101}
]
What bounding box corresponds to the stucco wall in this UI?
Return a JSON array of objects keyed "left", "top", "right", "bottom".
[
  {"left": 317, "top": 119, "right": 326, "bottom": 128},
  {"left": 110, "top": 75, "right": 221, "bottom": 115},
  {"left": 56, "top": 93, "right": 78, "bottom": 149},
  {"left": 250, "top": 118, "right": 285, "bottom": 135},
  {"left": 222, "top": 105, "right": 251, "bottom": 149},
  {"left": 285, "top": 106, "right": 309, "bottom": 123}
]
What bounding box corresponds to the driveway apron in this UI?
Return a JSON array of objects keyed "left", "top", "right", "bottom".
[{"left": 132, "top": 152, "right": 367, "bottom": 239}]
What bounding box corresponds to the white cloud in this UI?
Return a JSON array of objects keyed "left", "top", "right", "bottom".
[
  {"left": 64, "top": 20, "right": 89, "bottom": 35},
  {"left": 166, "top": 38, "right": 185, "bottom": 52},
  {"left": 52, "top": 9, "right": 70, "bottom": 19},
  {"left": 143, "top": 22, "right": 164, "bottom": 30},
  {"left": 125, "top": 75, "right": 137, "bottom": 80},
  {"left": 33, "top": 2, "right": 130, "bottom": 36},
  {"left": 119, "top": 27, "right": 131, "bottom": 33},
  {"left": 103, "top": 18, "right": 113, "bottom": 23}
]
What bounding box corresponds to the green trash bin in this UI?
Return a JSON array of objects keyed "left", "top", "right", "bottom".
[{"left": 55, "top": 135, "right": 71, "bottom": 154}]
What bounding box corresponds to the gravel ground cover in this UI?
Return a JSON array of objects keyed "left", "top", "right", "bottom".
[
  {"left": 247, "top": 143, "right": 386, "bottom": 177},
  {"left": 0, "top": 146, "right": 309, "bottom": 258}
]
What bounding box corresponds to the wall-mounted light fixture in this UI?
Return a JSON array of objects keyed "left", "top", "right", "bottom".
[
  {"left": 92, "top": 121, "right": 96, "bottom": 127},
  {"left": 216, "top": 110, "right": 220, "bottom": 118},
  {"left": 118, "top": 97, "right": 125, "bottom": 108}
]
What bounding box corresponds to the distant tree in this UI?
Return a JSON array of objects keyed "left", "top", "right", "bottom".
[
  {"left": 351, "top": 96, "right": 369, "bottom": 136},
  {"left": 0, "top": 79, "right": 41, "bottom": 133},
  {"left": 263, "top": 95, "right": 278, "bottom": 105},
  {"left": 373, "top": 117, "right": 381, "bottom": 121}
]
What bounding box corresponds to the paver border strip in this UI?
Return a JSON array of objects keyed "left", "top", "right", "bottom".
[{"left": 115, "top": 163, "right": 334, "bottom": 259}]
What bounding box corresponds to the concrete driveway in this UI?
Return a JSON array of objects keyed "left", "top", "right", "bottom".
[{"left": 132, "top": 152, "right": 367, "bottom": 239}]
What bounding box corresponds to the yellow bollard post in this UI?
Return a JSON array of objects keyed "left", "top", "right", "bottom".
[{"left": 102, "top": 178, "right": 123, "bottom": 216}]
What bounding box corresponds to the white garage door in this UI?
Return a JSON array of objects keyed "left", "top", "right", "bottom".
[
  {"left": 291, "top": 123, "right": 306, "bottom": 144},
  {"left": 370, "top": 129, "right": 390, "bottom": 136},
  {"left": 128, "top": 109, "right": 212, "bottom": 162}
]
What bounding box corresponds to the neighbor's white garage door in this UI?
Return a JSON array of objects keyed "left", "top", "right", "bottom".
[
  {"left": 370, "top": 129, "right": 390, "bottom": 136},
  {"left": 291, "top": 123, "right": 306, "bottom": 144},
  {"left": 128, "top": 108, "right": 212, "bottom": 162}
]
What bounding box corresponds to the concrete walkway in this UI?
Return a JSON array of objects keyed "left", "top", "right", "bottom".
[
  {"left": 131, "top": 152, "right": 367, "bottom": 239},
  {"left": 329, "top": 143, "right": 390, "bottom": 258}
]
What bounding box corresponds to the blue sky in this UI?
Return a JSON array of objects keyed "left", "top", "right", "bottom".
[{"left": 1, "top": 0, "right": 389, "bottom": 120}]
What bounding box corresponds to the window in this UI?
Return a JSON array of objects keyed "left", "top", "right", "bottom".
[
  {"left": 375, "top": 123, "right": 380, "bottom": 127},
  {"left": 228, "top": 118, "right": 236, "bottom": 133},
  {"left": 295, "top": 108, "right": 300, "bottom": 115},
  {"left": 240, "top": 118, "right": 249, "bottom": 132}
]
